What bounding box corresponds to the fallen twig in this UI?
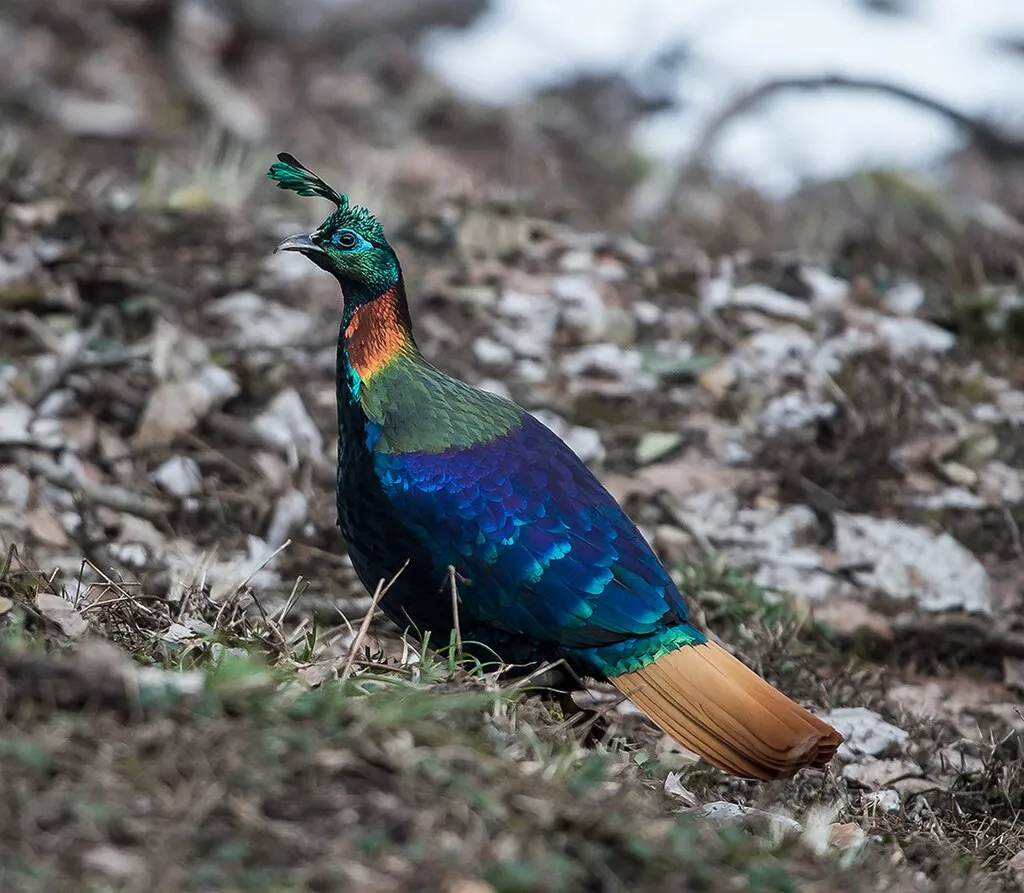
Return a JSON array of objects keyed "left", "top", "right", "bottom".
[
  {"left": 23, "top": 452, "right": 172, "bottom": 525},
  {"left": 339, "top": 559, "right": 409, "bottom": 681},
  {"left": 891, "top": 612, "right": 1024, "bottom": 661},
  {"left": 205, "top": 412, "right": 335, "bottom": 488},
  {"left": 448, "top": 564, "right": 464, "bottom": 659},
  {"left": 28, "top": 314, "right": 108, "bottom": 409}
]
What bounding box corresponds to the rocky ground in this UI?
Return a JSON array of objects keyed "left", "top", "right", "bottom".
[{"left": 2, "top": 2, "right": 1024, "bottom": 892}]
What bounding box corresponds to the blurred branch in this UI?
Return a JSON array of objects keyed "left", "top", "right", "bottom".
[
  {"left": 22, "top": 453, "right": 172, "bottom": 526},
  {"left": 230, "top": 0, "right": 490, "bottom": 51},
  {"left": 635, "top": 74, "right": 1024, "bottom": 226},
  {"left": 692, "top": 76, "right": 1024, "bottom": 164}
]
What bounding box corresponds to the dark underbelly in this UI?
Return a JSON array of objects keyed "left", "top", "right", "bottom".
[{"left": 336, "top": 464, "right": 551, "bottom": 670}]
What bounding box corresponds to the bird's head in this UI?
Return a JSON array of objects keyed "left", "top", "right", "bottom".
[{"left": 269, "top": 153, "right": 400, "bottom": 302}]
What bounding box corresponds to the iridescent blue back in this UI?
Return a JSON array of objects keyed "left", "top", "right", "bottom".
[{"left": 370, "top": 412, "right": 705, "bottom": 675}]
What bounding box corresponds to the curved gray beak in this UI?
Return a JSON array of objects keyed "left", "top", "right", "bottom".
[{"left": 275, "top": 232, "right": 321, "bottom": 254}]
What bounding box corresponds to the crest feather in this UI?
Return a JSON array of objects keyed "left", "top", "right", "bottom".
[
  {"left": 268, "top": 152, "right": 347, "bottom": 208},
  {"left": 267, "top": 152, "right": 386, "bottom": 245}
]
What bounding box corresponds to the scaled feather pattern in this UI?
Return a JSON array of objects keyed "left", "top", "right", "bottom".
[
  {"left": 269, "top": 152, "right": 843, "bottom": 780},
  {"left": 373, "top": 413, "right": 703, "bottom": 672}
]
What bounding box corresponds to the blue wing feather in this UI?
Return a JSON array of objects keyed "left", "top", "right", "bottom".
[{"left": 373, "top": 412, "right": 692, "bottom": 651}]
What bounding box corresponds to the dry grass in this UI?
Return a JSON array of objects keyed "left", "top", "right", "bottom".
[{"left": 1, "top": 552, "right": 1020, "bottom": 893}]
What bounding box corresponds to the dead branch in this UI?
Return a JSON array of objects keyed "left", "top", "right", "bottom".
[
  {"left": 230, "top": 0, "right": 489, "bottom": 51},
  {"left": 692, "top": 76, "right": 1024, "bottom": 166},
  {"left": 891, "top": 612, "right": 1024, "bottom": 660},
  {"left": 339, "top": 559, "right": 409, "bottom": 681},
  {"left": 640, "top": 74, "right": 1024, "bottom": 225},
  {"left": 205, "top": 412, "right": 335, "bottom": 488},
  {"left": 22, "top": 453, "right": 172, "bottom": 526}
]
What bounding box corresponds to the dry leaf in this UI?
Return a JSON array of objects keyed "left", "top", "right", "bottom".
[
  {"left": 133, "top": 379, "right": 217, "bottom": 449},
  {"left": 34, "top": 592, "right": 88, "bottom": 638},
  {"left": 828, "top": 822, "right": 866, "bottom": 849},
  {"left": 662, "top": 771, "right": 698, "bottom": 807},
  {"left": 26, "top": 506, "right": 69, "bottom": 546}
]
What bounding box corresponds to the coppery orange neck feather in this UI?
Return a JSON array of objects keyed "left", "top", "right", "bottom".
[{"left": 344, "top": 285, "right": 414, "bottom": 381}]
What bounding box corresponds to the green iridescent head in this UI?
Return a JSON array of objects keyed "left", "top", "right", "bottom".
[{"left": 269, "top": 153, "right": 400, "bottom": 302}]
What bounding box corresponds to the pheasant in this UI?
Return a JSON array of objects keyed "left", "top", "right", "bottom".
[{"left": 269, "top": 153, "right": 842, "bottom": 780}]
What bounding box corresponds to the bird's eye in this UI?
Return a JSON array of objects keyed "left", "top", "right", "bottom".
[{"left": 336, "top": 231, "right": 358, "bottom": 249}]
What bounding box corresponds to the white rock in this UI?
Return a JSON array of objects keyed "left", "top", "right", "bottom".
[
  {"left": 812, "top": 328, "right": 882, "bottom": 379},
  {"left": 472, "top": 336, "right": 514, "bottom": 368},
  {"left": 802, "top": 267, "right": 849, "bottom": 307},
  {"left": 819, "top": 707, "right": 909, "bottom": 760},
  {"left": 730, "top": 329, "right": 817, "bottom": 390},
  {"left": 864, "top": 789, "right": 901, "bottom": 814},
  {"left": 883, "top": 282, "right": 926, "bottom": 316},
  {"left": 0, "top": 242, "right": 40, "bottom": 287},
  {"left": 753, "top": 549, "right": 844, "bottom": 602},
  {"left": 561, "top": 342, "right": 641, "bottom": 378},
  {"left": 717, "top": 439, "right": 754, "bottom": 466},
  {"left": 253, "top": 389, "right": 323, "bottom": 461},
  {"left": 913, "top": 488, "right": 985, "bottom": 511},
  {"left": 134, "top": 368, "right": 238, "bottom": 449},
  {"left": 531, "top": 409, "right": 605, "bottom": 464},
  {"left": 562, "top": 343, "right": 658, "bottom": 396},
  {"left": 876, "top": 317, "right": 955, "bottom": 356},
  {"left": 81, "top": 845, "right": 149, "bottom": 882},
  {"left": 150, "top": 456, "right": 203, "bottom": 497},
  {"left": 263, "top": 248, "right": 322, "bottom": 282},
  {"left": 995, "top": 388, "right": 1024, "bottom": 425},
  {"left": 27, "top": 416, "right": 64, "bottom": 450},
  {"left": 196, "top": 364, "right": 242, "bottom": 404},
  {"left": 36, "top": 388, "right": 73, "bottom": 418},
  {"left": 111, "top": 542, "right": 150, "bottom": 568},
  {"left": 0, "top": 401, "right": 32, "bottom": 441},
  {"left": 266, "top": 488, "right": 309, "bottom": 550},
  {"left": 494, "top": 290, "right": 559, "bottom": 359},
  {"left": 0, "top": 466, "right": 31, "bottom": 510},
  {"left": 757, "top": 391, "right": 836, "bottom": 438},
  {"left": 834, "top": 514, "right": 991, "bottom": 614},
  {"left": 679, "top": 489, "right": 818, "bottom": 554},
  {"left": 553, "top": 274, "right": 607, "bottom": 341},
  {"left": 698, "top": 260, "right": 735, "bottom": 314},
  {"left": 206, "top": 535, "right": 283, "bottom": 602},
  {"left": 150, "top": 319, "right": 210, "bottom": 382},
  {"left": 633, "top": 300, "right": 662, "bottom": 326},
  {"left": 731, "top": 283, "right": 813, "bottom": 321},
  {"left": 476, "top": 378, "right": 512, "bottom": 400},
  {"left": 513, "top": 359, "right": 549, "bottom": 383},
  {"left": 207, "top": 290, "right": 315, "bottom": 349},
  {"left": 979, "top": 461, "right": 1024, "bottom": 505},
  {"left": 614, "top": 236, "right": 653, "bottom": 266},
  {"left": 594, "top": 257, "right": 627, "bottom": 282},
  {"left": 558, "top": 248, "right": 593, "bottom": 272}
]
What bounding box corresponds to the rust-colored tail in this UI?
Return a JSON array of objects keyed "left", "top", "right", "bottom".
[{"left": 609, "top": 641, "right": 842, "bottom": 780}]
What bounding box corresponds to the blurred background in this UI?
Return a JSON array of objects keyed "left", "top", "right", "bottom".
[
  {"left": 3, "top": 3, "right": 1024, "bottom": 888},
  {"left": 3, "top": 0, "right": 1024, "bottom": 243}
]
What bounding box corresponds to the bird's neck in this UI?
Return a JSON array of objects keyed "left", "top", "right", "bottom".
[{"left": 341, "top": 275, "right": 419, "bottom": 386}]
